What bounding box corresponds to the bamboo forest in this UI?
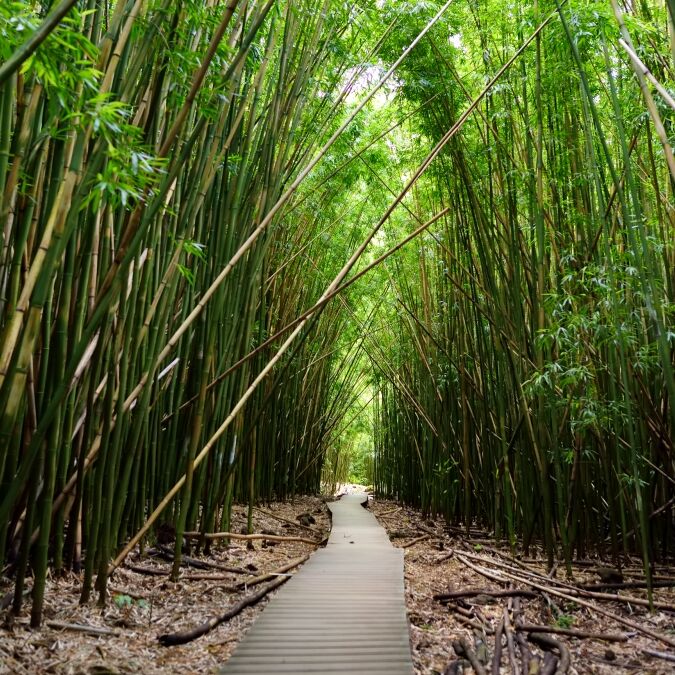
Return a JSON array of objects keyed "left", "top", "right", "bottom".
[{"left": 1, "top": 0, "right": 674, "bottom": 673}]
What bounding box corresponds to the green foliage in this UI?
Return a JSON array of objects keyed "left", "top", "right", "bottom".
[
  {"left": 347, "top": 432, "right": 374, "bottom": 485},
  {"left": 555, "top": 614, "right": 574, "bottom": 629}
]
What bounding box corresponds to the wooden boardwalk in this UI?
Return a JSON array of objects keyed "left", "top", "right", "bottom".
[{"left": 220, "top": 493, "right": 414, "bottom": 674}]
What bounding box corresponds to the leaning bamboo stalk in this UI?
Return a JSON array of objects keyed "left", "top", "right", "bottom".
[
  {"left": 109, "top": 9, "right": 554, "bottom": 565},
  {"left": 173, "top": 10, "right": 558, "bottom": 399},
  {"left": 43, "top": 1, "right": 458, "bottom": 497},
  {"left": 610, "top": 1, "right": 675, "bottom": 184},
  {"left": 120, "top": 0, "right": 454, "bottom": 376},
  {"left": 0, "top": 0, "right": 80, "bottom": 86},
  {"left": 619, "top": 39, "right": 675, "bottom": 113}
]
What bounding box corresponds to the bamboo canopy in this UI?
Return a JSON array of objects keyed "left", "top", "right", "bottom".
[{"left": 0, "top": 0, "right": 673, "bottom": 624}]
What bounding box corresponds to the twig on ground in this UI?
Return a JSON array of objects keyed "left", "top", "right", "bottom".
[
  {"left": 252, "top": 506, "right": 321, "bottom": 534},
  {"left": 401, "top": 533, "right": 431, "bottom": 549},
  {"left": 456, "top": 555, "right": 675, "bottom": 649},
  {"left": 503, "top": 607, "right": 519, "bottom": 674},
  {"left": 46, "top": 621, "right": 120, "bottom": 637},
  {"left": 458, "top": 550, "right": 675, "bottom": 612},
  {"left": 513, "top": 597, "right": 533, "bottom": 675},
  {"left": 528, "top": 632, "right": 571, "bottom": 673},
  {"left": 453, "top": 636, "right": 487, "bottom": 675},
  {"left": 231, "top": 554, "right": 310, "bottom": 590},
  {"left": 150, "top": 544, "right": 249, "bottom": 574},
  {"left": 581, "top": 580, "right": 675, "bottom": 591},
  {"left": 435, "top": 588, "right": 539, "bottom": 603},
  {"left": 126, "top": 564, "right": 167, "bottom": 576},
  {"left": 642, "top": 649, "right": 675, "bottom": 663},
  {"left": 491, "top": 614, "right": 505, "bottom": 675},
  {"left": 183, "top": 531, "right": 323, "bottom": 546},
  {"left": 454, "top": 613, "right": 495, "bottom": 634},
  {"left": 517, "top": 624, "right": 628, "bottom": 642}
]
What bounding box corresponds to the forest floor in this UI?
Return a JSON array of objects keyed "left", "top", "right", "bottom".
[
  {"left": 369, "top": 498, "right": 675, "bottom": 675},
  {"left": 2, "top": 492, "right": 674, "bottom": 674},
  {"left": 0, "top": 496, "right": 331, "bottom": 674}
]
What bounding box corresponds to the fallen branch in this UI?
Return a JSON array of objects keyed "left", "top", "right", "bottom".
[
  {"left": 512, "top": 598, "right": 533, "bottom": 674},
  {"left": 491, "top": 615, "right": 504, "bottom": 675},
  {"left": 517, "top": 624, "right": 628, "bottom": 643},
  {"left": 126, "top": 564, "right": 167, "bottom": 576},
  {"left": 456, "top": 555, "right": 675, "bottom": 649},
  {"left": 642, "top": 648, "right": 675, "bottom": 664},
  {"left": 158, "top": 575, "right": 289, "bottom": 646},
  {"left": 150, "top": 545, "right": 212, "bottom": 569},
  {"left": 378, "top": 507, "right": 401, "bottom": 517},
  {"left": 458, "top": 550, "right": 675, "bottom": 612},
  {"left": 183, "top": 531, "right": 322, "bottom": 546},
  {"left": 417, "top": 523, "right": 439, "bottom": 536},
  {"left": 150, "top": 544, "right": 249, "bottom": 574},
  {"left": 453, "top": 637, "right": 487, "bottom": 675},
  {"left": 232, "top": 554, "right": 310, "bottom": 590},
  {"left": 252, "top": 506, "right": 321, "bottom": 534},
  {"left": 541, "top": 651, "right": 560, "bottom": 675},
  {"left": 581, "top": 580, "right": 675, "bottom": 591},
  {"left": 528, "top": 632, "right": 571, "bottom": 673},
  {"left": 454, "top": 613, "right": 495, "bottom": 635},
  {"left": 47, "top": 621, "right": 120, "bottom": 637},
  {"left": 503, "top": 607, "right": 518, "bottom": 674},
  {"left": 435, "top": 588, "right": 539, "bottom": 603},
  {"left": 401, "top": 533, "right": 431, "bottom": 548}
]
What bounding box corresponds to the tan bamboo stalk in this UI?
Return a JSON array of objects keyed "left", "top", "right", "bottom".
[
  {"left": 618, "top": 39, "right": 675, "bottom": 111},
  {"left": 76, "top": 0, "right": 456, "bottom": 457},
  {"left": 610, "top": 0, "right": 675, "bottom": 184}
]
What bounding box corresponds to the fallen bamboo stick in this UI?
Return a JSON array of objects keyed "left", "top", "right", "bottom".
[
  {"left": 453, "top": 637, "right": 487, "bottom": 675},
  {"left": 435, "top": 588, "right": 539, "bottom": 602},
  {"left": 183, "top": 531, "right": 322, "bottom": 546},
  {"left": 517, "top": 624, "right": 629, "bottom": 642},
  {"left": 527, "top": 633, "right": 571, "bottom": 674},
  {"left": 491, "top": 615, "right": 505, "bottom": 675},
  {"left": 456, "top": 554, "right": 675, "bottom": 649},
  {"left": 458, "top": 549, "right": 675, "bottom": 612},
  {"left": 47, "top": 621, "right": 120, "bottom": 637},
  {"left": 252, "top": 506, "right": 320, "bottom": 534},
  {"left": 232, "top": 554, "right": 310, "bottom": 590},
  {"left": 401, "top": 533, "right": 431, "bottom": 548},
  {"left": 642, "top": 648, "right": 675, "bottom": 664}
]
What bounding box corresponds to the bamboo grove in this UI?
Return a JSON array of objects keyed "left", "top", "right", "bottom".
[
  {"left": 371, "top": 0, "right": 675, "bottom": 576},
  {"left": 1, "top": 0, "right": 674, "bottom": 626},
  {"left": 0, "top": 0, "right": 399, "bottom": 625}
]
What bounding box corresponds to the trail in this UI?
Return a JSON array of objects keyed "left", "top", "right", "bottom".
[{"left": 220, "top": 492, "right": 414, "bottom": 674}]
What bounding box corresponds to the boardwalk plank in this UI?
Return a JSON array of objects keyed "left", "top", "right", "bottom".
[{"left": 220, "top": 492, "right": 413, "bottom": 674}]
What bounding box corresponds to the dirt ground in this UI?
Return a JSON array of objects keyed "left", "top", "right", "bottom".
[
  {"left": 2, "top": 492, "right": 674, "bottom": 674},
  {"left": 0, "top": 496, "right": 330, "bottom": 674},
  {"left": 369, "top": 498, "right": 675, "bottom": 675}
]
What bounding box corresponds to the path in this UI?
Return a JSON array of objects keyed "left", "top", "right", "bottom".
[{"left": 220, "top": 492, "right": 414, "bottom": 674}]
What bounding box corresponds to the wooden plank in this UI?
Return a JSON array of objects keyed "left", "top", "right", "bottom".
[{"left": 220, "top": 493, "right": 414, "bottom": 674}]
